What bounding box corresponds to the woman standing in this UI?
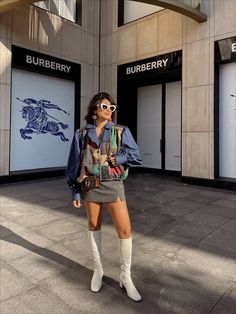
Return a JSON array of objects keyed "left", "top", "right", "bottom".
[{"left": 66, "top": 92, "right": 142, "bottom": 301}]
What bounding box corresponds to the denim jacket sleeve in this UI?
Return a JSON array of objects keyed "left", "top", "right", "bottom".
[
  {"left": 115, "top": 127, "right": 142, "bottom": 167},
  {"left": 65, "top": 131, "right": 82, "bottom": 201}
]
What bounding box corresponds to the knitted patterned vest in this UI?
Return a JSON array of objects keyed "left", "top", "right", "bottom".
[{"left": 78, "top": 125, "right": 129, "bottom": 182}]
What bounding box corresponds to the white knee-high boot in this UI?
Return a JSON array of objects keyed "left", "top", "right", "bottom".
[
  {"left": 88, "top": 230, "right": 104, "bottom": 292},
  {"left": 118, "top": 237, "right": 142, "bottom": 302}
]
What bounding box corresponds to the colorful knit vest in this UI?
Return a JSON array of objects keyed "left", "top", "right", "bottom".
[{"left": 77, "top": 125, "right": 129, "bottom": 182}]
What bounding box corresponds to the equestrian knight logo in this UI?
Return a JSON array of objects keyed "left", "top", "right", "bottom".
[{"left": 17, "top": 97, "right": 70, "bottom": 142}]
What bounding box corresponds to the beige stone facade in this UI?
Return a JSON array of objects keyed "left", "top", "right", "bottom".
[
  {"left": 0, "top": 0, "right": 236, "bottom": 184},
  {"left": 100, "top": 0, "right": 236, "bottom": 181},
  {"left": 0, "top": 1, "right": 99, "bottom": 176}
]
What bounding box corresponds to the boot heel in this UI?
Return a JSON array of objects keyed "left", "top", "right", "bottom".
[{"left": 119, "top": 281, "right": 123, "bottom": 289}]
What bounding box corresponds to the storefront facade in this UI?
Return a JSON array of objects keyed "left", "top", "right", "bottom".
[
  {"left": 107, "top": 0, "right": 235, "bottom": 189},
  {"left": 0, "top": 0, "right": 236, "bottom": 189},
  {"left": 117, "top": 50, "right": 182, "bottom": 174},
  {"left": 10, "top": 46, "right": 80, "bottom": 174},
  {"left": 0, "top": 0, "right": 98, "bottom": 181}
]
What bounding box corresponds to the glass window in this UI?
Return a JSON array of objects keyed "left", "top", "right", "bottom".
[
  {"left": 119, "top": 0, "right": 163, "bottom": 26},
  {"left": 35, "top": 0, "right": 82, "bottom": 25}
]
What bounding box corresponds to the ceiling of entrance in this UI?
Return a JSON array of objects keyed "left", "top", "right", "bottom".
[
  {"left": 0, "top": 0, "right": 207, "bottom": 22},
  {"left": 131, "top": 0, "right": 207, "bottom": 22},
  {"left": 0, "top": 0, "right": 35, "bottom": 13}
]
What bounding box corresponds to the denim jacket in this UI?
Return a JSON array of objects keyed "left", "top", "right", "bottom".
[{"left": 65, "top": 121, "right": 142, "bottom": 200}]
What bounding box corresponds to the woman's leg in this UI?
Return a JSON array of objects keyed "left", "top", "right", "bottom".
[
  {"left": 106, "top": 198, "right": 131, "bottom": 238},
  {"left": 84, "top": 202, "right": 104, "bottom": 292},
  {"left": 85, "top": 201, "right": 103, "bottom": 231},
  {"left": 106, "top": 198, "right": 142, "bottom": 302}
]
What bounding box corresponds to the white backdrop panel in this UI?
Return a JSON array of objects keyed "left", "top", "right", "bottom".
[{"left": 10, "top": 69, "right": 75, "bottom": 171}]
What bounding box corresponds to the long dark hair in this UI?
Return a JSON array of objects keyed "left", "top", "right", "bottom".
[{"left": 84, "top": 92, "right": 117, "bottom": 124}]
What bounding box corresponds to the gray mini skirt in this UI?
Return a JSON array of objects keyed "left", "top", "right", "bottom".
[{"left": 81, "top": 180, "right": 126, "bottom": 203}]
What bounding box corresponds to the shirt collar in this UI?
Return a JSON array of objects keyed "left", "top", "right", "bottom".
[
  {"left": 86, "top": 121, "right": 114, "bottom": 130},
  {"left": 85, "top": 121, "right": 115, "bottom": 147}
]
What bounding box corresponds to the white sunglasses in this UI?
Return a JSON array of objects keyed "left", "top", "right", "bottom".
[{"left": 97, "top": 103, "right": 117, "bottom": 112}]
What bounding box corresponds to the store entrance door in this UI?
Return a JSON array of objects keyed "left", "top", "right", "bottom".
[
  {"left": 219, "top": 62, "right": 236, "bottom": 178},
  {"left": 137, "top": 84, "right": 162, "bottom": 168},
  {"left": 137, "top": 81, "right": 181, "bottom": 172}
]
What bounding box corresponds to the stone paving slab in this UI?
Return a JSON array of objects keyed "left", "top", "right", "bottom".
[
  {"left": 202, "top": 204, "right": 236, "bottom": 219},
  {"left": 201, "top": 226, "right": 236, "bottom": 254},
  {"left": 135, "top": 233, "right": 194, "bottom": 258},
  {"left": 32, "top": 219, "right": 87, "bottom": 242},
  {"left": 221, "top": 220, "right": 236, "bottom": 233},
  {"left": 211, "top": 198, "right": 236, "bottom": 209},
  {"left": 1, "top": 238, "right": 36, "bottom": 262},
  {"left": 152, "top": 259, "right": 233, "bottom": 313},
  {"left": 61, "top": 228, "right": 118, "bottom": 258},
  {"left": 1, "top": 263, "right": 35, "bottom": 301},
  {"left": 183, "top": 189, "right": 229, "bottom": 204},
  {"left": 35, "top": 197, "right": 72, "bottom": 209},
  {"left": 1, "top": 287, "right": 76, "bottom": 314},
  {"left": 44, "top": 242, "right": 91, "bottom": 266},
  {"left": 224, "top": 194, "right": 236, "bottom": 201},
  {"left": 130, "top": 211, "right": 176, "bottom": 229},
  {"left": 1, "top": 173, "right": 236, "bottom": 314},
  {"left": 211, "top": 285, "right": 236, "bottom": 314},
  {"left": 160, "top": 198, "right": 205, "bottom": 214},
  {"left": 8, "top": 212, "right": 63, "bottom": 229},
  {"left": 1, "top": 219, "right": 54, "bottom": 248},
  {"left": 8, "top": 251, "right": 68, "bottom": 284},
  {"left": 154, "top": 185, "right": 202, "bottom": 199},
  {"left": 0, "top": 200, "right": 46, "bottom": 221},
  {"left": 175, "top": 243, "right": 236, "bottom": 282}
]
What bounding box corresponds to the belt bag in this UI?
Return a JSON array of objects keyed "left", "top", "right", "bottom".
[{"left": 81, "top": 176, "right": 100, "bottom": 192}]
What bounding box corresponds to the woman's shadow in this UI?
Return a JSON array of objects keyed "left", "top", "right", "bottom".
[{"left": 0, "top": 224, "right": 117, "bottom": 288}]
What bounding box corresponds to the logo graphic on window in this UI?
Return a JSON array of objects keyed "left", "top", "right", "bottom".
[{"left": 17, "top": 97, "right": 70, "bottom": 142}]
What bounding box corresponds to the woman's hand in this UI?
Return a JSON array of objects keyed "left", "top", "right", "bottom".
[
  {"left": 73, "top": 200, "right": 81, "bottom": 208},
  {"left": 107, "top": 154, "right": 116, "bottom": 166}
]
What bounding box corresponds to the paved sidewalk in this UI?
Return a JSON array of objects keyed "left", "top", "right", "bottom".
[{"left": 0, "top": 172, "right": 235, "bottom": 314}]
